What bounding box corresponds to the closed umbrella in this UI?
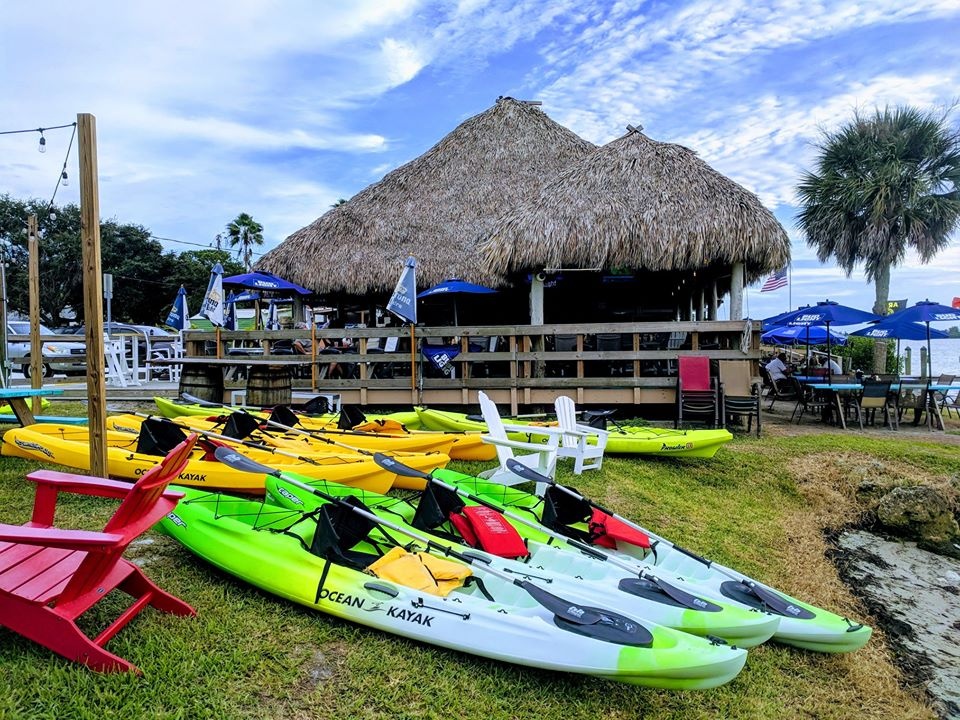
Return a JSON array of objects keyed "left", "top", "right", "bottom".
[
  {"left": 877, "top": 300, "right": 960, "bottom": 376},
  {"left": 768, "top": 301, "right": 882, "bottom": 382},
  {"left": 165, "top": 286, "right": 190, "bottom": 331},
  {"left": 223, "top": 291, "right": 238, "bottom": 332},
  {"left": 200, "top": 263, "right": 225, "bottom": 327}
]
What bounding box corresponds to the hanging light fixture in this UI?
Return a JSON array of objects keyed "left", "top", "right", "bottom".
[{"left": 38, "top": 130, "right": 46, "bottom": 153}]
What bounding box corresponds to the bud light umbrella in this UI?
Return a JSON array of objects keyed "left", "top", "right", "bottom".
[
  {"left": 850, "top": 314, "right": 948, "bottom": 371},
  {"left": 761, "top": 325, "right": 847, "bottom": 346},
  {"left": 417, "top": 278, "right": 496, "bottom": 325},
  {"left": 222, "top": 271, "right": 311, "bottom": 296},
  {"left": 873, "top": 300, "right": 960, "bottom": 376},
  {"left": 765, "top": 300, "right": 882, "bottom": 382}
]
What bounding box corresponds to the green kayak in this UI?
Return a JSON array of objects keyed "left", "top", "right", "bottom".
[
  {"left": 161, "top": 483, "right": 748, "bottom": 689},
  {"left": 415, "top": 407, "right": 732, "bottom": 458}
]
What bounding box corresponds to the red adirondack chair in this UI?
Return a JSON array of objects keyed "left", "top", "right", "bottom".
[{"left": 0, "top": 434, "right": 198, "bottom": 673}]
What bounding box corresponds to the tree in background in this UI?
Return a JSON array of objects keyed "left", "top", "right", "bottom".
[
  {"left": 797, "top": 105, "right": 960, "bottom": 370},
  {"left": 0, "top": 195, "right": 243, "bottom": 326},
  {"left": 225, "top": 213, "right": 264, "bottom": 272}
]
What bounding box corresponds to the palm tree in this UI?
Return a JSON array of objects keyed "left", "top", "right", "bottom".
[
  {"left": 225, "top": 213, "right": 264, "bottom": 271},
  {"left": 797, "top": 105, "right": 960, "bottom": 370}
]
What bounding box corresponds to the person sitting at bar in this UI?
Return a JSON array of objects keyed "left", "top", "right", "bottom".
[{"left": 819, "top": 355, "right": 842, "bottom": 375}]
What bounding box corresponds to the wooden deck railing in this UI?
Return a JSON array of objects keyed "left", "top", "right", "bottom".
[{"left": 183, "top": 320, "right": 760, "bottom": 413}]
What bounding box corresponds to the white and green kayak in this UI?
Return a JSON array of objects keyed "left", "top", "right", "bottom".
[
  {"left": 161, "top": 481, "right": 748, "bottom": 689},
  {"left": 415, "top": 462, "right": 871, "bottom": 654}
]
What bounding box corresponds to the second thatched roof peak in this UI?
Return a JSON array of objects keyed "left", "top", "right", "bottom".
[
  {"left": 257, "top": 97, "right": 595, "bottom": 294},
  {"left": 480, "top": 126, "right": 790, "bottom": 281}
]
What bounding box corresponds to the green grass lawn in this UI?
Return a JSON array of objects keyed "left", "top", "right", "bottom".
[{"left": 0, "top": 411, "right": 944, "bottom": 719}]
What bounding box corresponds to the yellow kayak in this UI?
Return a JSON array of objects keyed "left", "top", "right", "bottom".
[
  {"left": 152, "top": 396, "right": 491, "bottom": 461},
  {"left": 1, "top": 423, "right": 402, "bottom": 494},
  {"left": 107, "top": 414, "right": 448, "bottom": 489}
]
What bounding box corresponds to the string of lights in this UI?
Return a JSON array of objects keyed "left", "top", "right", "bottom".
[{"left": 48, "top": 123, "right": 77, "bottom": 209}]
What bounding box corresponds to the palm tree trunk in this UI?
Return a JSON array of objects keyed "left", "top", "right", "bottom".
[{"left": 872, "top": 263, "right": 891, "bottom": 373}]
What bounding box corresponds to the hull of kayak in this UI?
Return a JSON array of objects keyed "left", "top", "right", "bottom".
[
  {"left": 267, "top": 474, "right": 779, "bottom": 648},
  {"left": 430, "top": 468, "right": 872, "bottom": 654},
  {"left": 415, "top": 408, "right": 732, "bottom": 458},
  {"left": 106, "top": 414, "right": 448, "bottom": 490},
  {"left": 0, "top": 424, "right": 397, "bottom": 494},
  {"left": 161, "top": 488, "right": 748, "bottom": 689},
  {"left": 153, "top": 397, "right": 485, "bottom": 460}
]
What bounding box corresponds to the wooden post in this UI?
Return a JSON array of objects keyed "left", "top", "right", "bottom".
[
  {"left": 729, "top": 263, "right": 745, "bottom": 320},
  {"left": 409, "top": 324, "right": 417, "bottom": 405},
  {"left": 530, "top": 274, "right": 545, "bottom": 377},
  {"left": 709, "top": 280, "right": 718, "bottom": 320},
  {"left": 27, "top": 215, "right": 43, "bottom": 413},
  {"left": 77, "top": 113, "right": 107, "bottom": 478},
  {"left": 310, "top": 323, "right": 317, "bottom": 392}
]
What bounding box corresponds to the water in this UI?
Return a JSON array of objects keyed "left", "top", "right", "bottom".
[{"left": 897, "top": 339, "right": 960, "bottom": 376}]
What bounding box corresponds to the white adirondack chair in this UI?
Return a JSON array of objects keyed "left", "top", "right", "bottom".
[
  {"left": 554, "top": 396, "right": 609, "bottom": 474},
  {"left": 477, "top": 391, "right": 559, "bottom": 486}
]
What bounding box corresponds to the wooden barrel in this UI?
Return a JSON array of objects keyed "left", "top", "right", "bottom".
[
  {"left": 246, "top": 365, "right": 292, "bottom": 407},
  {"left": 178, "top": 364, "right": 224, "bottom": 403}
]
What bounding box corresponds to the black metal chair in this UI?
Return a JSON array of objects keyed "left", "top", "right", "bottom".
[
  {"left": 850, "top": 380, "right": 897, "bottom": 430},
  {"left": 766, "top": 376, "right": 800, "bottom": 411}
]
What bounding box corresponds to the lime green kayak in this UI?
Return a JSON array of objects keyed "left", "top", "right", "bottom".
[
  {"left": 162, "top": 485, "right": 748, "bottom": 689},
  {"left": 267, "top": 473, "right": 779, "bottom": 647},
  {"left": 415, "top": 407, "right": 732, "bottom": 458},
  {"left": 427, "top": 467, "right": 872, "bottom": 654}
]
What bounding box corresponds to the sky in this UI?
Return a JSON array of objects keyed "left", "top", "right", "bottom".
[{"left": 2, "top": 0, "right": 959, "bottom": 321}]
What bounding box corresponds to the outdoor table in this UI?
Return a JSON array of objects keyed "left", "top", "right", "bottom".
[
  {"left": 0, "top": 387, "right": 65, "bottom": 426},
  {"left": 805, "top": 383, "right": 863, "bottom": 430}
]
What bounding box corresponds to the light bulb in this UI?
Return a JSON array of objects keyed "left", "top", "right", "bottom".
[
  {"left": 38, "top": 133, "right": 46, "bottom": 153},
  {"left": 61, "top": 170, "right": 69, "bottom": 187},
  {"left": 49, "top": 211, "right": 57, "bottom": 221}
]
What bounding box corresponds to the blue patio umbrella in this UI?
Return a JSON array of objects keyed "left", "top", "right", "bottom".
[
  {"left": 165, "top": 285, "right": 190, "bottom": 331},
  {"left": 850, "top": 314, "right": 948, "bottom": 374},
  {"left": 222, "top": 271, "right": 311, "bottom": 296},
  {"left": 876, "top": 300, "right": 960, "bottom": 376},
  {"left": 765, "top": 300, "right": 882, "bottom": 381},
  {"left": 417, "top": 278, "right": 496, "bottom": 325},
  {"left": 761, "top": 325, "right": 847, "bottom": 346}
]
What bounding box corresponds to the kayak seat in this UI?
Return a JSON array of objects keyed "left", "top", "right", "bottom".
[
  {"left": 309, "top": 498, "right": 387, "bottom": 569},
  {"left": 542, "top": 487, "right": 650, "bottom": 550}
]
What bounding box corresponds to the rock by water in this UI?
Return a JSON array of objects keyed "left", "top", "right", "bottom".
[{"left": 835, "top": 530, "right": 960, "bottom": 719}]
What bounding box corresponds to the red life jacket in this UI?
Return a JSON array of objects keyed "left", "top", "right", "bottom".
[
  {"left": 448, "top": 506, "right": 529, "bottom": 559},
  {"left": 588, "top": 508, "right": 651, "bottom": 550}
]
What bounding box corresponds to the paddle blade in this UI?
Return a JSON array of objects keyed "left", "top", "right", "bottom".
[
  {"left": 505, "top": 459, "right": 553, "bottom": 485},
  {"left": 516, "top": 580, "right": 655, "bottom": 647},
  {"left": 635, "top": 575, "right": 722, "bottom": 612},
  {"left": 271, "top": 405, "right": 301, "bottom": 428},
  {"left": 372, "top": 452, "right": 432, "bottom": 480},
  {"left": 214, "top": 446, "right": 281, "bottom": 477}
]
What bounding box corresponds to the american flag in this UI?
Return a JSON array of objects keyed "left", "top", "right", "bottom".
[{"left": 760, "top": 267, "right": 788, "bottom": 293}]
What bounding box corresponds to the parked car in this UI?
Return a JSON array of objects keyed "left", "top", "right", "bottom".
[{"left": 7, "top": 321, "right": 87, "bottom": 378}]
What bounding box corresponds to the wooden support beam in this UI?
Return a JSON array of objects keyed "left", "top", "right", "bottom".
[
  {"left": 729, "top": 262, "right": 744, "bottom": 320},
  {"left": 27, "top": 215, "right": 42, "bottom": 413},
  {"left": 77, "top": 113, "right": 107, "bottom": 479}
]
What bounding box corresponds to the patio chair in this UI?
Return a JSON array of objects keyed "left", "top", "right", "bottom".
[
  {"left": 718, "top": 361, "right": 761, "bottom": 436},
  {"left": 849, "top": 380, "right": 897, "bottom": 430},
  {"left": 897, "top": 380, "right": 942, "bottom": 430},
  {"left": 477, "top": 391, "right": 559, "bottom": 487},
  {"left": 791, "top": 384, "right": 834, "bottom": 425},
  {"left": 675, "top": 356, "right": 719, "bottom": 428},
  {"left": 0, "top": 435, "right": 198, "bottom": 673},
  {"left": 595, "top": 333, "right": 631, "bottom": 376},
  {"left": 550, "top": 334, "right": 578, "bottom": 378},
  {"left": 766, "top": 376, "right": 800, "bottom": 411},
  {"left": 554, "top": 396, "right": 609, "bottom": 473},
  {"left": 933, "top": 374, "right": 957, "bottom": 418}
]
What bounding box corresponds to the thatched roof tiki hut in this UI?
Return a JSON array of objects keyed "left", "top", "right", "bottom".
[
  {"left": 480, "top": 125, "right": 791, "bottom": 324},
  {"left": 257, "top": 97, "right": 595, "bottom": 323}
]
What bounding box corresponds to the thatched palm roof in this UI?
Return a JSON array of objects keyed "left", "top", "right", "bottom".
[
  {"left": 480, "top": 126, "right": 790, "bottom": 281},
  {"left": 257, "top": 98, "right": 595, "bottom": 293}
]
